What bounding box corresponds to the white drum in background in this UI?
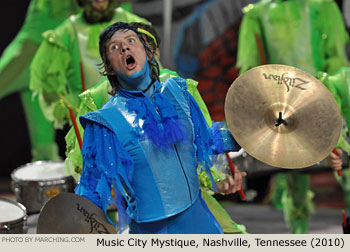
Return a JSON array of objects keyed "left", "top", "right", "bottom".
[
  {"left": 11, "top": 161, "right": 75, "bottom": 214},
  {"left": 0, "top": 198, "right": 27, "bottom": 234}
]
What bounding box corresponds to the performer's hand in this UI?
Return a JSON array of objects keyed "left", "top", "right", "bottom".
[
  {"left": 216, "top": 168, "right": 247, "bottom": 194},
  {"left": 326, "top": 148, "right": 342, "bottom": 171}
]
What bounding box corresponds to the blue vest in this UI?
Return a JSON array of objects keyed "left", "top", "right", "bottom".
[{"left": 81, "top": 78, "right": 202, "bottom": 223}]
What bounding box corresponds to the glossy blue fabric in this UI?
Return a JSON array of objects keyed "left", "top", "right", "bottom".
[
  {"left": 129, "top": 192, "right": 222, "bottom": 234},
  {"left": 77, "top": 77, "right": 238, "bottom": 233}
]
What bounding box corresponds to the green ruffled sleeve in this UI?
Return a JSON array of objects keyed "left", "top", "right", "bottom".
[
  {"left": 198, "top": 167, "right": 225, "bottom": 193},
  {"left": 0, "top": 0, "right": 80, "bottom": 99},
  {"left": 236, "top": 4, "right": 263, "bottom": 74},
  {"left": 159, "top": 68, "right": 178, "bottom": 80},
  {"left": 321, "top": 1, "right": 349, "bottom": 74},
  {"left": 30, "top": 20, "right": 81, "bottom": 129},
  {"left": 318, "top": 68, "right": 350, "bottom": 154},
  {"left": 64, "top": 108, "right": 85, "bottom": 181},
  {"left": 65, "top": 79, "right": 111, "bottom": 181},
  {"left": 312, "top": 0, "right": 349, "bottom": 74},
  {"left": 64, "top": 97, "right": 93, "bottom": 181},
  {"left": 24, "top": 0, "right": 80, "bottom": 44}
]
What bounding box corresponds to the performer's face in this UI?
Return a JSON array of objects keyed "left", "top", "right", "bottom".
[
  {"left": 83, "top": 0, "right": 116, "bottom": 23},
  {"left": 106, "top": 30, "right": 146, "bottom": 76}
]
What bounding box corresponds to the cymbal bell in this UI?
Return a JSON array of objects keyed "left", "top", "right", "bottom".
[{"left": 225, "top": 64, "right": 341, "bottom": 168}]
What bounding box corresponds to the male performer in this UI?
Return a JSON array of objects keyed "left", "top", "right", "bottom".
[
  {"left": 76, "top": 22, "right": 246, "bottom": 233},
  {"left": 66, "top": 22, "right": 247, "bottom": 234}
]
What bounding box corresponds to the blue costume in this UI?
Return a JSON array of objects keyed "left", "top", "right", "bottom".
[{"left": 75, "top": 76, "right": 239, "bottom": 234}]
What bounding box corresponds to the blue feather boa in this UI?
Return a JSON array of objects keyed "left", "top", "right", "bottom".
[{"left": 126, "top": 87, "right": 187, "bottom": 149}]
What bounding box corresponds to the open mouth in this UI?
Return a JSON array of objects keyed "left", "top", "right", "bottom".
[
  {"left": 125, "top": 55, "right": 136, "bottom": 70},
  {"left": 126, "top": 55, "right": 135, "bottom": 65}
]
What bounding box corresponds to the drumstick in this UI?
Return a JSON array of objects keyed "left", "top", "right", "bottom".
[
  {"left": 342, "top": 209, "right": 347, "bottom": 228},
  {"left": 59, "top": 94, "right": 83, "bottom": 150},
  {"left": 80, "top": 62, "right": 86, "bottom": 93},
  {"left": 68, "top": 107, "right": 83, "bottom": 150},
  {"left": 225, "top": 152, "right": 246, "bottom": 201},
  {"left": 255, "top": 33, "right": 266, "bottom": 65},
  {"left": 332, "top": 148, "right": 342, "bottom": 176}
]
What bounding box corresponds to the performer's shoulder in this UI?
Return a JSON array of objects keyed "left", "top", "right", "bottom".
[
  {"left": 80, "top": 78, "right": 110, "bottom": 101},
  {"left": 162, "top": 76, "right": 188, "bottom": 92},
  {"left": 80, "top": 104, "right": 115, "bottom": 131},
  {"left": 42, "top": 15, "right": 79, "bottom": 47}
]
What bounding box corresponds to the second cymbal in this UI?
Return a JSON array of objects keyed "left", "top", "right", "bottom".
[{"left": 225, "top": 64, "right": 341, "bottom": 168}]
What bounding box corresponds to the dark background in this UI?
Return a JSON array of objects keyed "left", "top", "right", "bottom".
[{"left": 0, "top": 1, "right": 32, "bottom": 177}]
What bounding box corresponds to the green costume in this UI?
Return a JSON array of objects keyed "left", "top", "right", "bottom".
[
  {"left": 0, "top": 0, "right": 80, "bottom": 160},
  {"left": 237, "top": 0, "right": 349, "bottom": 233},
  {"left": 30, "top": 7, "right": 149, "bottom": 129},
  {"left": 64, "top": 69, "right": 246, "bottom": 234},
  {"left": 318, "top": 67, "right": 350, "bottom": 210}
]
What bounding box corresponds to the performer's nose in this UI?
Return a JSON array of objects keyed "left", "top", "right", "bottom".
[{"left": 120, "top": 42, "right": 129, "bottom": 53}]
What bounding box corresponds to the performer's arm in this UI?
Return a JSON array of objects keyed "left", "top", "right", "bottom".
[
  {"left": 65, "top": 102, "right": 91, "bottom": 181},
  {"left": 236, "top": 5, "right": 264, "bottom": 74},
  {"left": 317, "top": 69, "right": 350, "bottom": 171},
  {"left": 75, "top": 122, "right": 114, "bottom": 211},
  {"left": 76, "top": 121, "right": 134, "bottom": 230},
  {"left": 187, "top": 90, "right": 245, "bottom": 191},
  {"left": 322, "top": 1, "right": 350, "bottom": 74},
  {"left": 65, "top": 79, "right": 112, "bottom": 180},
  {"left": 30, "top": 25, "right": 80, "bottom": 128}
]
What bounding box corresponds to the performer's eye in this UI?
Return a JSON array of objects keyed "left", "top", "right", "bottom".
[
  {"left": 111, "top": 44, "right": 119, "bottom": 51},
  {"left": 128, "top": 38, "right": 136, "bottom": 44}
]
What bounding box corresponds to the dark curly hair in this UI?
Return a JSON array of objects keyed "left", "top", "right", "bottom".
[{"left": 99, "top": 22, "right": 160, "bottom": 95}]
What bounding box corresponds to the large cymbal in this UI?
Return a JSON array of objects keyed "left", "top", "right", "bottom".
[{"left": 225, "top": 64, "right": 341, "bottom": 168}]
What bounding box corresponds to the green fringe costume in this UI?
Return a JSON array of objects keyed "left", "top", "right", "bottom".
[
  {"left": 318, "top": 67, "right": 350, "bottom": 210},
  {"left": 236, "top": 0, "right": 349, "bottom": 233},
  {"left": 29, "top": 7, "right": 149, "bottom": 129},
  {"left": 0, "top": 0, "right": 80, "bottom": 160},
  {"left": 64, "top": 69, "right": 247, "bottom": 234}
]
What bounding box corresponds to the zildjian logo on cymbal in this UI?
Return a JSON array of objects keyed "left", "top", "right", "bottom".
[
  {"left": 262, "top": 72, "right": 309, "bottom": 92},
  {"left": 76, "top": 203, "right": 109, "bottom": 234}
]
